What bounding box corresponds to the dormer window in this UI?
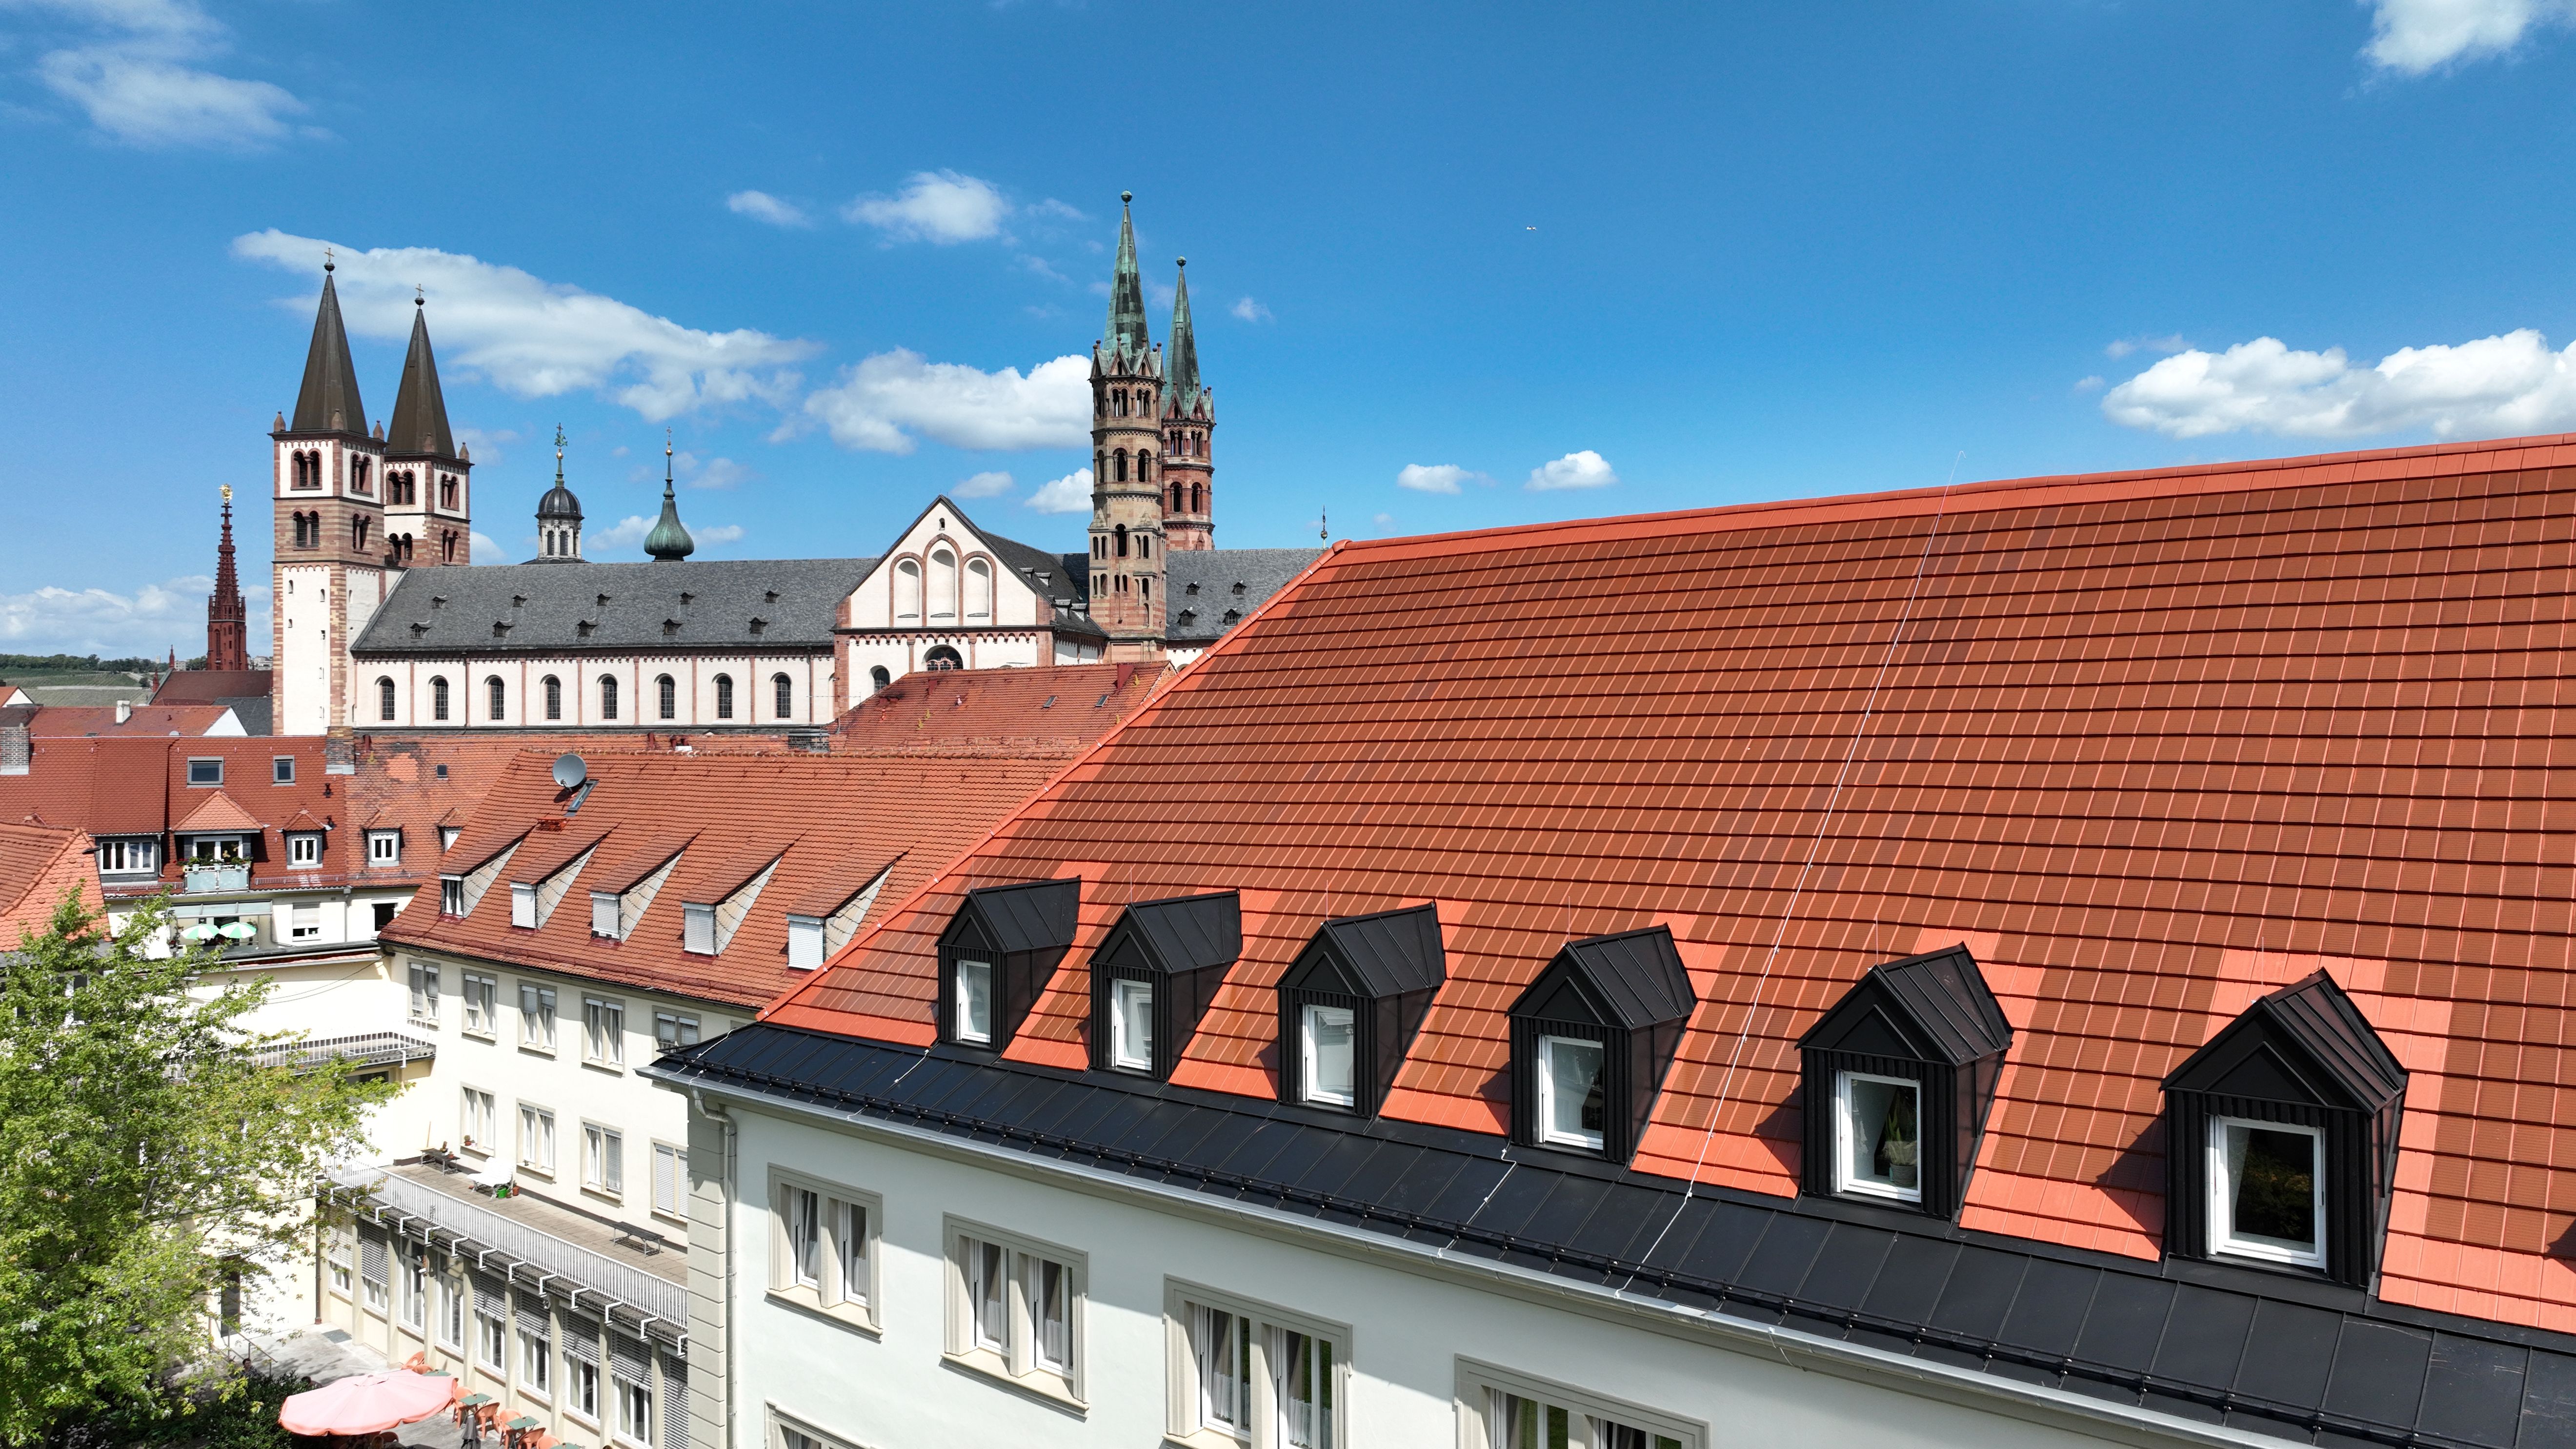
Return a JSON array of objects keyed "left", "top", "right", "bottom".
[
  {"left": 680, "top": 852, "right": 783, "bottom": 957},
  {"left": 1086, "top": 893, "right": 1241, "bottom": 1080},
  {"left": 784, "top": 865, "right": 892, "bottom": 971},
  {"left": 1506, "top": 927, "right": 1694, "bottom": 1162},
  {"left": 2161, "top": 970, "right": 2405, "bottom": 1287},
  {"left": 1275, "top": 905, "right": 1447, "bottom": 1116},
  {"left": 1795, "top": 943, "right": 2011, "bottom": 1218},
  {"left": 936, "top": 878, "right": 1081, "bottom": 1051},
  {"left": 286, "top": 831, "right": 323, "bottom": 868}
]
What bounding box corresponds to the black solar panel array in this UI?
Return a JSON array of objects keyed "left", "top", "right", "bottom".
[{"left": 648, "top": 1024, "right": 2576, "bottom": 1449}]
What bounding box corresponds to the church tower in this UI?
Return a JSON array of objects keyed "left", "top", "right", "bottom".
[
  {"left": 1160, "top": 257, "right": 1215, "bottom": 552},
  {"left": 1087, "top": 193, "right": 1167, "bottom": 654},
  {"left": 383, "top": 290, "right": 472, "bottom": 568},
  {"left": 270, "top": 256, "right": 389, "bottom": 735},
  {"left": 206, "top": 486, "right": 248, "bottom": 671},
  {"left": 534, "top": 428, "right": 584, "bottom": 561}
]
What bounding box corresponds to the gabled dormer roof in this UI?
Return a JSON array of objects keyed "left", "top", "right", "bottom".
[
  {"left": 943, "top": 877, "right": 1081, "bottom": 956},
  {"left": 2165, "top": 969, "right": 2406, "bottom": 1112},
  {"left": 287, "top": 265, "right": 368, "bottom": 437},
  {"left": 1284, "top": 904, "right": 1446, "bottom": 998},
  {"left": 1094, "top": 892, "right": 1240, "bottom": 976},
  {"left": 174, "top": 790, "right": 262, "bottom": 834},
  {"left": 1797, "top": 943, "right": 2012, "bottom": 1066},
  {"left": 1509, "top": 926, "right": 1693, "bottom": 1030},
  {"left": 385, "top": 299, "right": 456, "bottom": 460}
]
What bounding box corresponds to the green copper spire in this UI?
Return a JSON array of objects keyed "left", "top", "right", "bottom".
[
  {"left": 644, "top": 433, "right": 695, "bottom": 562},
  {"left": 1103, "top": 190, "right": 1152, "bottom": 363},
  {"left": 1165, "top": 256, "right": 1201, "bottom": 414}
]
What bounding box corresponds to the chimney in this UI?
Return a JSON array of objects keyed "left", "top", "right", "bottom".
[{"left": 115, "top": 700, "right": 133, "bottom": 725}]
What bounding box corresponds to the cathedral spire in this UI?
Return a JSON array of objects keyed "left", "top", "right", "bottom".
[
  {"left": 207, "top": 485, "right": 247, "bottom": 671},
  {"left": 288, "top": 255, "right": 368, "bottom": 436},
  {"left": 1166, "top": 256, "right": 1201, "bottom": 414},
  {"left": 644, "top": 433, "right": 695, "bottom": 562},
  {"left": 386, "top": 288, "right": 456, "bottom": 459},
  {"left": 1103, "top": 191, "right": 1152, "bottom": 362}
]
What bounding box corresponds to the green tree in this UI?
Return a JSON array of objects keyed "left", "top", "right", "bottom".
[{"left": 0, "top": 892, "right": 392, "bottom": 1443}]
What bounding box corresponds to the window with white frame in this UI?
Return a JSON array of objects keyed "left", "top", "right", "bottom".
[
  {"left": 521, "top": 1317, "right": 551, "bottom": 1397},
  {"left": 361, "top": 1254, "right": 388, "bottom": 1314},
  {"left": 773, "top": 1414, "right": 858, "bottom": 1449},
  {"left": 325, "top": 1233, "right": 353, "bottom": 1298},
  {"left": 768, "top": 1171, "right": 879, "bottom": 1328},
  {"left": 570, "top": 1353, "right": 600, "bottom": 1422},
  {"left": 1458, "top": 1360, "right": 1700, "bottom": 1449},
  {"left": 584, "top": 997, "right": 625, "bottom": 1066},
  {"left": 1111, "top": 977, "right": 1153, "bottom": 1071},
  {"left": 1167, "top": 1284, "right": 1348, "bottom": 1449},
  {"left": 519, "top": 1104, "right": 556, "bottom": 1175},
  {"left": 402, "top": 1255, "right": 427, "bottom": 1331},
  {"left": 461, "top": 973, "right": 498, "bottom": 1035},
  {"left": 1833, "top": 1070, "right": 1922, "bottom": 1203},
  {"left": 96, "top": 838, "right": 157, "bottom": 875},
  {"left": 583, "top": 1123, "right": 624, "bottom": 1197},
  {"left": 407, "top": 962, "right": 440, "bottom": 1023},
  {"left": 475, "top": 1303, "right": 506, "bottom": 1371},
  {"left": 614, "top": 1369, "right": 651, "bottom": 1445},
  {"left": 440, "top": 876, "right": 465, "bottom": 915},
  {"left": 654, "top": 1011, "right": 701, "bottom": 1050},
  {"left": 437, "top": 1275, "right": 464, "bottom": 1349},
  {"left": 287, "top": 832, "right": 322, "bottom": 867},
  {"left": 1536, "top": 1035, "right": 1607, "bottom": 1150},
  {"left": 2208, "top": 1116, "right": 2325, "bottom": 1267},
  {"left": 288, "top": 903, "right": 320, "bottom": 940},
  {"left": 653, "top": 1142, "right": 688, "bottom": 1219},
  {"left": 1301, "top": 1004, "right": 1356, "bottom": 1107},
  {"left": 947, "top": 1219, "right": 1081, "bottom": 1399},
  {"left": 520, "top": 983, "right": 557, "bottom": 1050},
  {"left": 368, "top": 829, "right": 401, "bottom": 866},
  {"left": 955, "top": 959, "right": 994, "bottom": 1044},
  {"left": 460, "top": 1087, "right": 496, "bottom": 1153}
]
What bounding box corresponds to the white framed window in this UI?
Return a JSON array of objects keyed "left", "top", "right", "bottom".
[
  {"left": 654, "top": 1011, "right": 701, "bottom": 1050},
  {"left": 440, "top": 877, "right": 465, "bottom": 915},
  {"left": 946, "top": 1217, "right": 1083, "bottom": 1402},
  {"left": 402, "top": 1256, "right": 427, "bottom": 1332},
  {"left": 288, "top": 903, "right": 320, "bottom": 940},
  {"left": 772, "top": 1412, "right": 858, "bottom": 1449},
  {"left": 1165, "top": 1282, "right": 1349, "bottom": 1449},
  {"left": 583, "top": 1123, "right": 624, "bottom": 1197},
  {"left": 955, "top": 959, "right": 994, "bottom": 1044},
  {"left": 1111, "top": 977, "right": 1153, "bottom": 1071},
  {"left": 367, "top": 829, "right": 401, "bottom": 866},
  {"left": 770, "top": 1171, "right": 880, "bottom": 1329},
  {"left": 441, "top": 826, "right": 463, "bottom": 853},
  {"left": 475, "top": 1304, "right": 506, "bottom": 1372},
  {"left": 461, "top": 973, "right": 498, "bottom": 1035},
  {"left": 1833, "top": 1070, "right": 1922, "bottom": 1203},
  {"left": 325, "top": 1234, "right": 353, "bottom": 1298},
  {"left": 1537, "top": 1035, "right": 1606, "bottom": 1150},
  {"left": 571, "top": 1356, "right": 599, "bottom": 1421},
  {"left": 584, "top": 997, "right": 625, "bottom": 1067},
  {"left": 518, "top": 1104, "right": 556, "bottom": 1175},
  {"left": 1302, "top": 1003, "right": 1356, "bottom": 1107},
  {"left": 1458, "top": 1359, "right": 1702, "bottom": 1449},
  {"left": 683, "top": 901, "right": 716, "bottom": 955},
  {"left": 459, "top": 1086, "right": 496, "bottom": 1155},
  {"left": 2209, "top": 1116, "right": 2325, "bottom": 1267},
  {"left": 652, "top": 1142, "right": 688, "bottom": 1220},
  {"left": 521, "top": 1318, "right": 551, "bottom": 1398},
  {"left": 591, "top": 890, "right": 621, "bottom": 939},
  {"left": 287, "top": 832, "right": 322, "bottom": 867},
  {"left": 97, "top": 838, "right": 157, "bottom": 875},
  {"left": 407, "top": 962, "right": 440, "bottom": 1024},
  {"left": 520, "top": 983, "right": 557, "bottom": 1050},
  {"left": 361, "top": 1261, "right": 388, "bottom": 1314},
  {"left": 437, "top": 1275, "right": 464, "bottom": 1349},
  {"left": 614, "top": 1371, "right": 652, "bottom": 1446},
  {"left": 510, "top": 882, "right": 538, "bottom": 929}
]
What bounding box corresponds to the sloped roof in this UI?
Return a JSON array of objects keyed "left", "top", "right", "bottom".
[
  {"left": 1515, "top": 926, "right": 1694, "bottom": 1030},
  {"left": 1800, "top": 943, "right": 2012, "bottom": 1066},
  {"left": 151, "top": 670, "right": 271, "bottom": 705},
  {"left": 385, "top": 303, "right": 456, "bottom": 459},
  {"left": 1165, "top": 549, "right": 1325, "bottom": 643},
  {"left": 2167, "top": 969, "right": 2407, "bottom": 1112},
  {"left": 288, "top": 269, "right": 367, "bottom": 436},
  {"left": 773, "top": 429, "right": 2576, "bottom": 1335},
  {"left": 1101, "top": 892, "right": 1240, "bottom": 975},
  {"left": 949, "top": 878, "right": 1082, "bottom": 957},
  {"left": 0, "top": 821, "right": 91, "bottom": 936},
  {"left": 832, "top": 663, "right": 1158, "bottom": 753},
  {"left": 173, "top": 790, "right": 263, "bottom": 833},
  {"left": 1294, "top": 904, "right": 1447, "bottom": 997},
  {"left": 351, "top": 558, "right": 874, "bottom": 656},
  {"left": 20, "top": 704, "right": 238, "bottom": 737}
]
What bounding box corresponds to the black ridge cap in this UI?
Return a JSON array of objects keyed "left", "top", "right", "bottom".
[{"left": 644, "top": 1024, "right": 2576, "bottom": 1449}]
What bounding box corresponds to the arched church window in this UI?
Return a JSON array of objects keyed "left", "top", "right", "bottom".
[
  {"left": 929, "top": 548, "right": 958, "bottom": 621},
  {"left": 543, "top": 676, "right": 562, "bottom": 721},
  {"left": 1113, "top": 450, "right": 1128, "bottom": 483},
  {"left": 351, "top": 458, "right": 372, "bottom": 494},
  {"left": 924, "top": 645, "right": 962, "bottom": 671},
  {"left": 1170, "top": 483, "right": 1183, "bottom": 511},
  {"left": 431, "top": 677, "right": 450, "bottom": 722},
  {"left": 1092, "top": 535, "right": 1105, "bottom": 559},
  {"left": 893, "top": 559, "right": 922, "bottom": 621},
  {"left": 1139, "top": 535, "right": 1151, "bottom": 560},
  {"left": 440, "top": 477, "right": 458, "bottom": 509},
  {"left": 657, "top": 674, "right": 677, "bottom": 721},
  {"left": 1191, "top": 483, "right": 1204, "bottom": 513},
  {"left": 485, "top": 677, "right": 505, "bottom": 722},
  {"left": 599, "top": 676, "right": 619, "bottom": 720},
  {"left": 713, "top": 673, "right": 734, "bottom": 720},
  {"left": 966, "top": 559, "right": 992, "bottom": 621},
  {"left": 772, "top": 673, "right": 793, "bottom": 719},
  {"left": 1138, "top": 452, "right": 1152, "bottom": 482},
  {"left": 1114, "top": 525, "right": 1129, "bottom": 558},
  {"left": 377, "top": 678, "right": 396, "bottom": 723},
  {"left": 869, "top": 665, "right": 891, "bottom": 693}
]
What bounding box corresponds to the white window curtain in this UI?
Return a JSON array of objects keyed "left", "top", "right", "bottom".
[
  {"left": 969, "top": 1240, "right": 1007, "bottom": 1351},
  {"left": 838, "top": 1200, "right": 868, "bottom": 1307},
  {"left": 1034, "top": 1257, "right": 1070, "bottom": 1371},
  {"left": 1269, "top": 1326, "right": 1332, "bottom": 1449},
  {"left": 1191, "top": 1305, "right": 1249, "bottom": 1435}
]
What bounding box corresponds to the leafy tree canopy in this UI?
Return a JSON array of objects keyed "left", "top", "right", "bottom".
[{"left": 0, "top": 892, "right": 392, "bottom": 1444}]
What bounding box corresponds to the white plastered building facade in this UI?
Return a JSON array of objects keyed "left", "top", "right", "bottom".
[{"left": 835, "top": 497, "right": 1106, "bottom": 701}]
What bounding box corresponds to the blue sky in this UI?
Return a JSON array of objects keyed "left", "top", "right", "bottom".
[{"left": 3, "top": 0, "right": 2574, "bottom": 657}]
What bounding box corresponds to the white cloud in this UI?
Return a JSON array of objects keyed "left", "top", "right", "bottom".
[
  {"left": 1025, "top": 468, "right": 1092, "bottom": 514},
  {"left": 2073, "top": 375, "right": 2106, "bottom": 392},
  {"left": 725, "top": 190, "right": 811, "bottom": 228},
  {"left": 2363, "top": 0, "right": 2576, "bottom": 73},
  {"left": 843, "top": 170, "right": 1009, "bottom": 244},
  {"left": 2099, "top": 329, "right": 2576, "bottom": 440},
  {"left": 454, "top": 426, "right": 517, "bottom": 464},
  {"left": 2104, "top": 334, "right": 2187, "bottom": 360},
  {"left": 1526, "top": 450, "right": 1619, "bottom": 491},
  {"left": 694, "top": 457, "right": 754, "bottom": 489},
  {"left": 469, "top": 530, "right": 500, "bottom": 560},
  {"left": 8, "top": 0, "right": 305, "bottom": 148},
  {"left": 696, "top": 523, "right": 745, "bottom": 546},
  {"left": 234, "top": 230, "right": 820, "bottom": 423},
  {"left": 0, "top": 572, "right": 272, "bottom": 657},
  {"left": 953, "top": 470, "right": 1014, "bottom": 499},
  {"left": 799, "top": 348, "right": 1089, "bottom": 453},
  {"left": 1025, "top": 199, "right": 1087, "bottom": 223},
  {"left": 590, "top": 517, "right": 654, "bottom": 551},
  {"left": 1397, "top": 463, "right": 1485, "bottom": 494},
  {"left": 1232, "top": 297, "right": 1273, "bottom": 323}
]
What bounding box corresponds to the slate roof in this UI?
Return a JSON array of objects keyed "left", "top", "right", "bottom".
[
  {"left": 1531, "top": 927, "right": 1697, "bottom": 1029},
  {"left": 953, "top": 878, "right": 1083, "bottom": 957},
  {"left": 1165, "top": 549, "right": 1324, "bottom": 643},
  {"left": 1108, "top": 892, "right": 1242, "bottom": 975},
  {"left": 385, "top": 304, "right": 456, "bottom": 459},
  {"left": 1802, "top": 944, "right": 2015, "bottom": 1066},
  {"left": 287, "top": 270, "right": 367, "bottom": 437},
  {"left": 351, "top": 558, "right": 875, "bottom": 657},
  {"left": 771, "top": 429, "right": 2576, "bottom": 1342},
  {"left": 1300, "top": 904, "right": 1448, "bottom": 996}
]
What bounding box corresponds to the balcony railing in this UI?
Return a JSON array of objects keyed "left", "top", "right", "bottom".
[
  {"left": 181, "top": 863, "right": 250, "bottom": 893},
  {"left": 329, "top": 1166, "right": 688, "bottom": 1333}
]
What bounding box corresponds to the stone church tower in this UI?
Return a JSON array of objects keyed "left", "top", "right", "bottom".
[
  {"left": 206, "top": 486, "right": 248, "bottom": 671},
  {"left": 1088, "top": 194, "right": 1169, "bottom": 655},
  {"left": 1161, "top": 258, "right": 1215, "bottom": 552},
  {"left": 270, "top": 259, "right": 468, "bottom": 733}
]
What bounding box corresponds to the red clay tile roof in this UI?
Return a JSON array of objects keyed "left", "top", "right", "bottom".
[
  {"left": 830, "top": 663, "right": 1160, "bottom": 753},
  {"left": 149, "top": 669, "right": 271, "bottom": 705},
  {"left": 381, "top": 748, "right": 1076, "bottom": 1009},
  {"left": 23, "top": 704, "right": 242, "bottom": 736},
  {"left": 775, "top": 429, "right": 2576, "bottom": 1335},
  {"left": 173, "top": 791, "right": 265, "bottom": 834},
  {"left": 0, "top": 821, "right": 92, "bottom": 938}
]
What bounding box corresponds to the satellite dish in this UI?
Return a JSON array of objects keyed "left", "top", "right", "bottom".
[{"left": 551, "top": 753, "right": 587, "bottom": 791}]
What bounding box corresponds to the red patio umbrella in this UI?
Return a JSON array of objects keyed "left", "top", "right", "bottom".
[{"left": 278, "top": 1370, "right": 458, "bottom": 1436}]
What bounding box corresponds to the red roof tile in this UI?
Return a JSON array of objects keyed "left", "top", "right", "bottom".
[
  {"left": 174, "top": 791, "right": 264, "bottom": 833},
  {"left": 830, "top": 663, "right": 1160, "bottom": 753},
  {"left": 0, "top": 821, "right": 92, "bottom": 937},
  {"left": 776, "top": 430, "right": 2576, "bottom": 1334}
]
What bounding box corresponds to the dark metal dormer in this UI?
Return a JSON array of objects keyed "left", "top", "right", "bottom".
[
  {"left": 1506, "top": 926, "right": 1695, "bottom": 1162},
  {"left": 1275, "top": 904, "right": 1447, "bottom": 1116},
  {"left": 2162, "top": 970, "right": 2406, "bottom": 1289},
  {"left": 1086, "top": 892, "right": 1242, "bottom": 1080},
  {"left": 1796, "top": 943, "right": 2012, "bottom": 1219},
  {"left": 938, "top": 878, "right": 1082, "bottom": 1053}
]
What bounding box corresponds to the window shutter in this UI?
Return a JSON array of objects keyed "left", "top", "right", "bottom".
[
  {"left": 610, "top": 1332, "right": 650, "bottom": 1381},
  {"left": 516, "top": 1299, "right": 550, "bottom": 1343},
  {"left": 660, "top": 1351, "right": 690, "bottom": 1448},
  {"left": 470, "top": 1269, "right": 507, "bottom": 1309},
  {"left": 562, "top": 1314, "right": 600, "bottom": 1363}
]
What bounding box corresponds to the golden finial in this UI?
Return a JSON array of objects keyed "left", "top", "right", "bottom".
[{"left": 220, "top": 484, "right": 233, "bottom": 503}]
